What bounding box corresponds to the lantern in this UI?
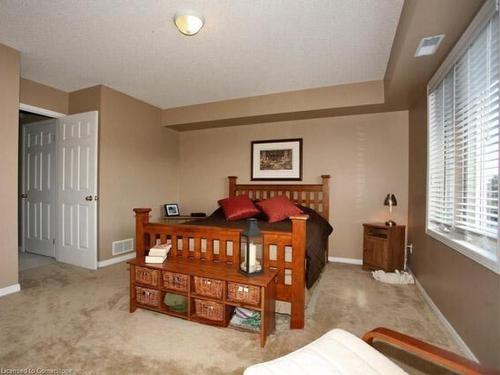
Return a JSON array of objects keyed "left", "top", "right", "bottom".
[{"left": 240, "top": 218, "right": 263, "bottom": 275}]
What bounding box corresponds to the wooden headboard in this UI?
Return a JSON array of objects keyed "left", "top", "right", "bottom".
[{"left": 228, "top": 175, "right": 330, "bottom": 221}]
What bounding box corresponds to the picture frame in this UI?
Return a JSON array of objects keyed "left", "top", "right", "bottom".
[
  {"left": 164, "top": 203, "right": 180, "bottom": 217},
  {"left": 251, "top": 138, "right": 303, "bottom": 181}
]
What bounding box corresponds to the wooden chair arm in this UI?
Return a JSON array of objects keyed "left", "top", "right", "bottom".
[{"left": 362, "top": 327, "right": 499, "bottom": 375}]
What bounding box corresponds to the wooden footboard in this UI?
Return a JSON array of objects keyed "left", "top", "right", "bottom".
[{"left": 134, "top": 208, "right": 308, "bottom": 329}]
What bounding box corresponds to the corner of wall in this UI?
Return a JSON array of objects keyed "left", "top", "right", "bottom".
[{"left": 0, "top": 42, "right": 21, "bottom": 289}]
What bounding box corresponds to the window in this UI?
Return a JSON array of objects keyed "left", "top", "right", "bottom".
[{"left": 427, "top": 1, "right": 500, "bottom": 273}]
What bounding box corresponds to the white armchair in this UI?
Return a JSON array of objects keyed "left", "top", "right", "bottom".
[{"left": 244, "top": 327, "right": 496, "bottom": 375}]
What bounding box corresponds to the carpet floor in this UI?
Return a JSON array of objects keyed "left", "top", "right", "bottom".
[
  {"left": 18, "top": 251, "right": 56, "bottom": 271},
  {"left": 0, "top": 261, "right": 461, "bottom": 374}
]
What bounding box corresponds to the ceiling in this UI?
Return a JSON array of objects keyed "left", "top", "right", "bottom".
[{"left": 0, "top": 0, "right": 403, "bottom": 109}]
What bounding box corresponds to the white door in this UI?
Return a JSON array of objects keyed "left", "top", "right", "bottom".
[
  {"left": 56, "top": 111, "right": 98, "bottom": 270},
  {"left": 22, "top": 120, "right": 57, "bottom": 257}
]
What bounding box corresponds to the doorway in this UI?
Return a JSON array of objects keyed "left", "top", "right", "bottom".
[{"left": 18, "top": 107, "right": 99, "bottom": 271}]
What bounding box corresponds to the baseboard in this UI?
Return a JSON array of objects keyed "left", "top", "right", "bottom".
[
  {"left": 0, "top": 283, "right": 21, "bottom": 297},
  {"left": 328, "top": 256, "right": 363, "bottom": 265},
  {"left": 413, "top": 275, "right": 478, "bottom": 362},
  {"left": 98, "top": 252, "right": 135, "bottom": 268}
]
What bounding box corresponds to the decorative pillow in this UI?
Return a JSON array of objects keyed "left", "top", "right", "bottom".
[
  {"left": 256, "top": 196, "right": 303, "bottom": 223},
  {"left": 217, "top": 195, "right": 261, "bottom": 221}
]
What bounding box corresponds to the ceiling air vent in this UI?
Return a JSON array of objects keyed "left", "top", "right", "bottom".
[{"left": 415, "top": 34, "right": 445, "bottom": 57}]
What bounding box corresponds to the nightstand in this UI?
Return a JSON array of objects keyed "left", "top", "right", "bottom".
[{"left": 362, "top": 223, "right": 405, "bottom": 272}]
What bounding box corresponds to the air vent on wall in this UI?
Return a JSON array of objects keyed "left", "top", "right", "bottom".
[
  {"left": 415, "top": 34, "right": 445, "bottom": 57},
  {"left": 112, "top": 238, "right": 134, "bottom": 255}
]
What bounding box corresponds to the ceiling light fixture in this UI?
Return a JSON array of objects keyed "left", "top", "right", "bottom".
[
  {"left": 174, "top": 13, "right": 204, "bottom": 36},
  {"left": 415, "top": 34, "right": 445, "bottom": 57}
]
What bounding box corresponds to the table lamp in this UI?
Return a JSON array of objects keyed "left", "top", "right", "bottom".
[{"left": 384, "top": 193, "right": 397, "bottom": 227}]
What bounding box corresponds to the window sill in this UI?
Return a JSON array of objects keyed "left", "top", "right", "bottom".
[{"left": 426, "top": 228, "right": 500, "bottom": 274}]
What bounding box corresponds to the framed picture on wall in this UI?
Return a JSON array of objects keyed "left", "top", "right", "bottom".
[
  {"left": 164, "top": 203, "right": 180, "bottom": 217},
  {"left": 251, "top": 138, "right": 303, "bottom": 181}
]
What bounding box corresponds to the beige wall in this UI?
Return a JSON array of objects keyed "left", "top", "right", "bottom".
[
  {"left": 178, "top": 111, "right": 408, "bottom": 260},
  {"left": 20, "top": 78, "right": 69, "bottom": 114},
  {"left": 163, "top": 80, "right": 385, "bottom": 129},
  {"left": 0, "top": 43, "right": 20, "bottom": 289},
  {"left": 71, "top": 86, "right": 179, "bottom": 261},
  {"left": 98, "top": 86, "right": 180, "bottom": 260},
  {"left": 408, "top": 92, "right": 500, "bottom": 367}
]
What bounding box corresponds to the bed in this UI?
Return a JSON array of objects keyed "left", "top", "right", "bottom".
[{"left": 133, "top": 175, "right": 332, "bottom": 329}]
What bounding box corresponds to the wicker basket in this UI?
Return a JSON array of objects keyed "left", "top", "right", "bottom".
[
  {"left": 135, "top": 286, "right": 161, "bottom": 307},
  {"left": 193, "top": 276, "right": 224, "bottom": 299},
  {"left": 227, "top": 283, "right": 260, "bottom": 306},
  {"left": 194, "top": 299, "right": 224, "bottom": 321},
  {"left": 135, "top": 267, "right": 159, "bottom": 287},
  {"left": 162, "top": 271, "right": 189, "bottom": 292}
]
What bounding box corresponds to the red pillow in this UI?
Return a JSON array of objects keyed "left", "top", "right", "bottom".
[
  {"left": 256, "top": 196, "right": 303, "bottom": 223},
  {"left": 218, "top": 195, "right": 260, "bottom": 221}
]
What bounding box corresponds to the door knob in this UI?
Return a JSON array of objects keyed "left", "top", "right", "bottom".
[
  {"left": 20, "top": 193, "right": 28, "bottom": 198},
  {"left": 85, "top": 195, "right": 93, "bottom": 201}
]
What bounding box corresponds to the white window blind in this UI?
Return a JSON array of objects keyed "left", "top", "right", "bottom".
[{"left": 427, "top": 9, "right": 500, "bottom": 272}]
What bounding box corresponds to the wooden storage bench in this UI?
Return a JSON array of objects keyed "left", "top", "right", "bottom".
[{"left": 128, "top": 257, "right": 278, "bottom": 347}]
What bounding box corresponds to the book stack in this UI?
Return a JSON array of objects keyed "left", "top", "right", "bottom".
[{"left": 145, "top": 242, "right": 171, "bottom": 264}]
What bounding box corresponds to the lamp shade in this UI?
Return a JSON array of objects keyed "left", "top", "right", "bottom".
[{"left": 384, "top": 193, "right": 397, "bottom": 206}]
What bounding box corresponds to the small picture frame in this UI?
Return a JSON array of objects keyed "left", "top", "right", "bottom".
[
  {"left": 251, "top": 138, "right": 303, "bottom": 181},
  {"left": 164, "top": 203, "right": 180, "bottom": 217}
]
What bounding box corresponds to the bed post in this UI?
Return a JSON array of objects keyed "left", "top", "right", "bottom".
[
  {"left": 228, "top": 176, "right": 237, "bottom": 197},
  {"left": 290, "top": 214, "right": 308, "bottom": 329},
  {"left": 321, "top": 175, "right": 330, "bottom": 263},
  {"left": 133, "top": 208, "right": 151, "bottom": 258},
  {"left": 321, "top": 175, "right": 330, "bottom": 220}
]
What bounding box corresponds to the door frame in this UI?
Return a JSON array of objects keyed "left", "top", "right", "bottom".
[{"left": 20, "top": 103, "right": 65, "bottom": 119}]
